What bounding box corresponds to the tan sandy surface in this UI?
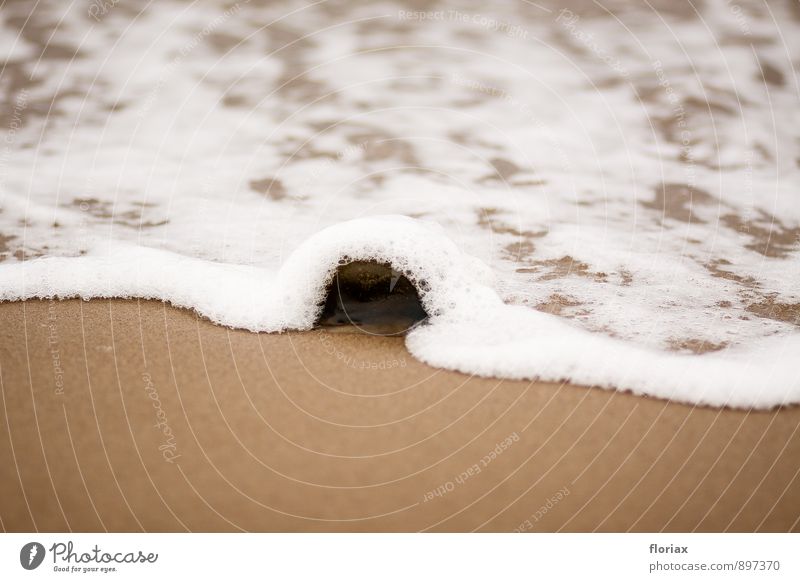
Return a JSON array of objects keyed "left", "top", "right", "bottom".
[{"left": 0, "top": 299, "right": 798, "bottom": 532}]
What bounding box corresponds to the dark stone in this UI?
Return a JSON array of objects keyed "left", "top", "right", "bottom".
[{"left": 316, "top": 261, "right": 427, "bottom": 336}]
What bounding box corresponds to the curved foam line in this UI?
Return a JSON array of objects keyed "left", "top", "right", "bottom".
[{"left": 0, "top": 215, "right": 798, "bottom": 408}]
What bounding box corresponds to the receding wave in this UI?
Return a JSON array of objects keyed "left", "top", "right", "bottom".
[{"left": 1, "top": 0, "right": 799, "bottom": 407}]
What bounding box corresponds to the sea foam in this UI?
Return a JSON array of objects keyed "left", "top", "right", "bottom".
[
  {"left": 1, "top": 0, "right": 799, "bottom": 407},
  {"left": 2, "top": 215, "right": 799, "bottom": 408}
]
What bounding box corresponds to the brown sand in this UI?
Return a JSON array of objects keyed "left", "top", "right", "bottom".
[{"left": 0, "top": 298, "right": 798, "bottom": 532}]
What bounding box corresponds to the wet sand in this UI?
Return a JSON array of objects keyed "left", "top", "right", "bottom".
[{"left": 0, "top": 298, "right": 798, "bottom": 532}]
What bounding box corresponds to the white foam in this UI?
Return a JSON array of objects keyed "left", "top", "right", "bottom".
[
  {"left": 1, "top": 1, "right": 800, "bottom": 408},
  {"left": 2, "top": 215, "right": 798, "bottom": 408}
]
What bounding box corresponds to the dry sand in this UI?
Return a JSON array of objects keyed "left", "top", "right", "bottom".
[{"left": 0, "top": 298, "right": 798, "bottom": 532}]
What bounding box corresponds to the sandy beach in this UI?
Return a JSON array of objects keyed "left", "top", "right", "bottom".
[{"left": 1, "top": 298, "right": 798, "bottom": 532}]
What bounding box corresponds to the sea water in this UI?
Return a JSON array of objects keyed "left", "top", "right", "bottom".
[{"left": 0, "top": 0, "right": 798, "bottom": 407}]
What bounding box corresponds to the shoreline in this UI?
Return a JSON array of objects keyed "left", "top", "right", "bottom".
[{"left": 0, "top": 298, "right": 798, "bottom": 532}]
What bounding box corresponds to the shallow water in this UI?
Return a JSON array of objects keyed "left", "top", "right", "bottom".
[{"left": 0, "top": 0, "right": 798, "bottom": 406}]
